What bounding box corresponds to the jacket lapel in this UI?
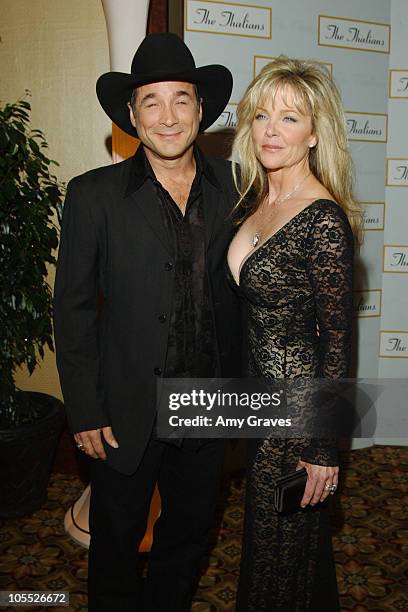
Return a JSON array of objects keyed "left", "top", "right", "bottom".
[
  {"left": 201, "top": 178, "right": 223, "bottom": 250},
  {"left": 129, "top": 180, "right": 172, "bottom": 255}
]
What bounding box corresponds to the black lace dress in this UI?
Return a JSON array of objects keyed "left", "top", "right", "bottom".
[{"left": 230, "top": 200, "right": 354, "bottom": 612}]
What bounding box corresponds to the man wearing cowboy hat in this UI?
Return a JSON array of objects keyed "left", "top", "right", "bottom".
[{"left": 54, "top": 33, "right": 241, "bottom": 611}]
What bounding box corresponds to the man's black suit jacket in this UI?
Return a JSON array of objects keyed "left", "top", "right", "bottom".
[{"left": 54, "top": 146, "right": 242, "bottom": 474}]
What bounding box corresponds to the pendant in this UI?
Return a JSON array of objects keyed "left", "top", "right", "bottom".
[{"left": 252, "top": 231, "right": 260, "bottom": 248}]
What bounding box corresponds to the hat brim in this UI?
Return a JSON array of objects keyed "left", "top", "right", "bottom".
[{"left": 96, "top": 65, "right": 232, "bottom": 138}]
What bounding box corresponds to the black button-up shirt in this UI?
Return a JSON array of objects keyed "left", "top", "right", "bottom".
[{"left": 131, "top": 145, "right": 218, "bottom": 379}]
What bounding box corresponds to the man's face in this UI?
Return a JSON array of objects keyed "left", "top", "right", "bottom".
[{"left": 129, "top": 81, "right": 202, "bottom": 161}]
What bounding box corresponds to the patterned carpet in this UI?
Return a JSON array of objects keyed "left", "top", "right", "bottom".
[{"left": 0, "top": 445, "right": 407, "bottom": 612}]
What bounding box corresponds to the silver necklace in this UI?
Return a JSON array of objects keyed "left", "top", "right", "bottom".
[{"left": 252, "top": 173, "right": 311, "bottom": 247}]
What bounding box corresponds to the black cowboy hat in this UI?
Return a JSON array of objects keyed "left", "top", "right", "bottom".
[{"left": 96, "top": 32, "right": 233, "bottom": 137}]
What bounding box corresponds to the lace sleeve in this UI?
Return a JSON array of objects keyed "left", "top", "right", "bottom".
[{"left": 301, "top": 202, "right": 354, "bottom": 466}]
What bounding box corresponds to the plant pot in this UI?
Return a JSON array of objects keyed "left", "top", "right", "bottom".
[{"left": 0, "top": 391, "right": 65, "bottom": 518}]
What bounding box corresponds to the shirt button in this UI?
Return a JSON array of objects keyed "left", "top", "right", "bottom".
[
  {"left": 154, "top": 367, "right": 162, "bottom": 376},
  {"left": 158, "top": 314, "right": 167, "bottom": 323},
  {"left": 164, "top": 262, "right": 173, "bottom": 271}
]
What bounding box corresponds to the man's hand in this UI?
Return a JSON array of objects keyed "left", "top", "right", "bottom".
[
  {"left": 296, "top": 459, "right": 339, "bottom": 508},
  {"left": 74, "top": 427, "right": 119, "bottom": 460}
]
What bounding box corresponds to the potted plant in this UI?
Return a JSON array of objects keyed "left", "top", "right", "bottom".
[{"left": 0, "top": 94, "right": 65, "bottom": 517}]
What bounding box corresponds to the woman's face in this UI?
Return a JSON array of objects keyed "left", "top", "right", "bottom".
[{"left": 251, "top": 86, "right": 316, "bottom": 172}]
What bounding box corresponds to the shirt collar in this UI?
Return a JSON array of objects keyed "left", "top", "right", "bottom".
[{"left": 124, "top": 143, "right": 221, "bottom": 197}]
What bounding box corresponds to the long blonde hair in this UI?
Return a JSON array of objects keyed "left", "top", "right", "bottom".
[{"left": 232, "top": 56, "right": 363, "bottom": 243}]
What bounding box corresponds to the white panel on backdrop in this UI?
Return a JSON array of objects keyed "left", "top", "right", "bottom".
[
  {"left": 185, "top": 0, "right": 408, "bottom": 447},
  {"left": 387, "top": 105, "right": 408, "bottom": 152},
  {"left": 379, "top": 275, "right": 408, "bottom": 330},
  {"left": 379, "top": 32, "right": 408, "bottom": 451}
]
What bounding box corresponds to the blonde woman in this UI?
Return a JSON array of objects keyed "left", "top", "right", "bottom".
[{"left": 227, "top": 57, "right": 362, "bottom": 611}]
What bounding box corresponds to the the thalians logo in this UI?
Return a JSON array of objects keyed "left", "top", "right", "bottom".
[
  {"left": 389, "top": 70, "right": 408, "bottom": 98},
  {"left": 186, "top": 1, "right": 272, "bottom": 39},
  {"left": 361, "top": 203, "right": 385, "bottom": 231},
  {"left": 206, "top": 103, "right": 237, "bottom": 133},
  {"left": 353, "top": 290, "right": 381, "bottom": 318},
  {"left": 318, "top": 15, "right": 390, "bottom": 53},
  {"left": 383, "top": 246, "right": 408, "bottom": 273},
  {"left": 380, "top": 332, "right": 408, "bottom": 358},
  {"left": 346, "top": 112, "right": 387, "bottom": 143},
  {"left": 386, "top": 159, "right": 408, "bottom": 186}
]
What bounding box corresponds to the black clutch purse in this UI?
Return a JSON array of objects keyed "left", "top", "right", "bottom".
[{"left": 274, "top": 468, "right": 308, "bottom": 514}]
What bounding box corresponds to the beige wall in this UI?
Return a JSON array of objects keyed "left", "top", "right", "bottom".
[{"left": 1, "top": 0, "right": 112, "bottom": 400}]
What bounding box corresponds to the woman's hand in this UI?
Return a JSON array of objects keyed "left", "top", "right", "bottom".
[{"left": 296, "top": 459, "right": 339, "bottom": 508}]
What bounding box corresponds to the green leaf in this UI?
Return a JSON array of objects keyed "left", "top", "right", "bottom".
[{"left": 0, "top": 94, "right": 63, "bottom": 417}]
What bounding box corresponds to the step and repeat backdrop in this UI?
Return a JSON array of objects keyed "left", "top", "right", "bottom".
[{"left": 184, "top": 0, "right": 408, "bottom": 444}]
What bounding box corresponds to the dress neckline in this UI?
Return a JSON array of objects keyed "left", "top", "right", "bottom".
[{"left": 231, "top": 199, "right": 335, "bottom": 287}]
